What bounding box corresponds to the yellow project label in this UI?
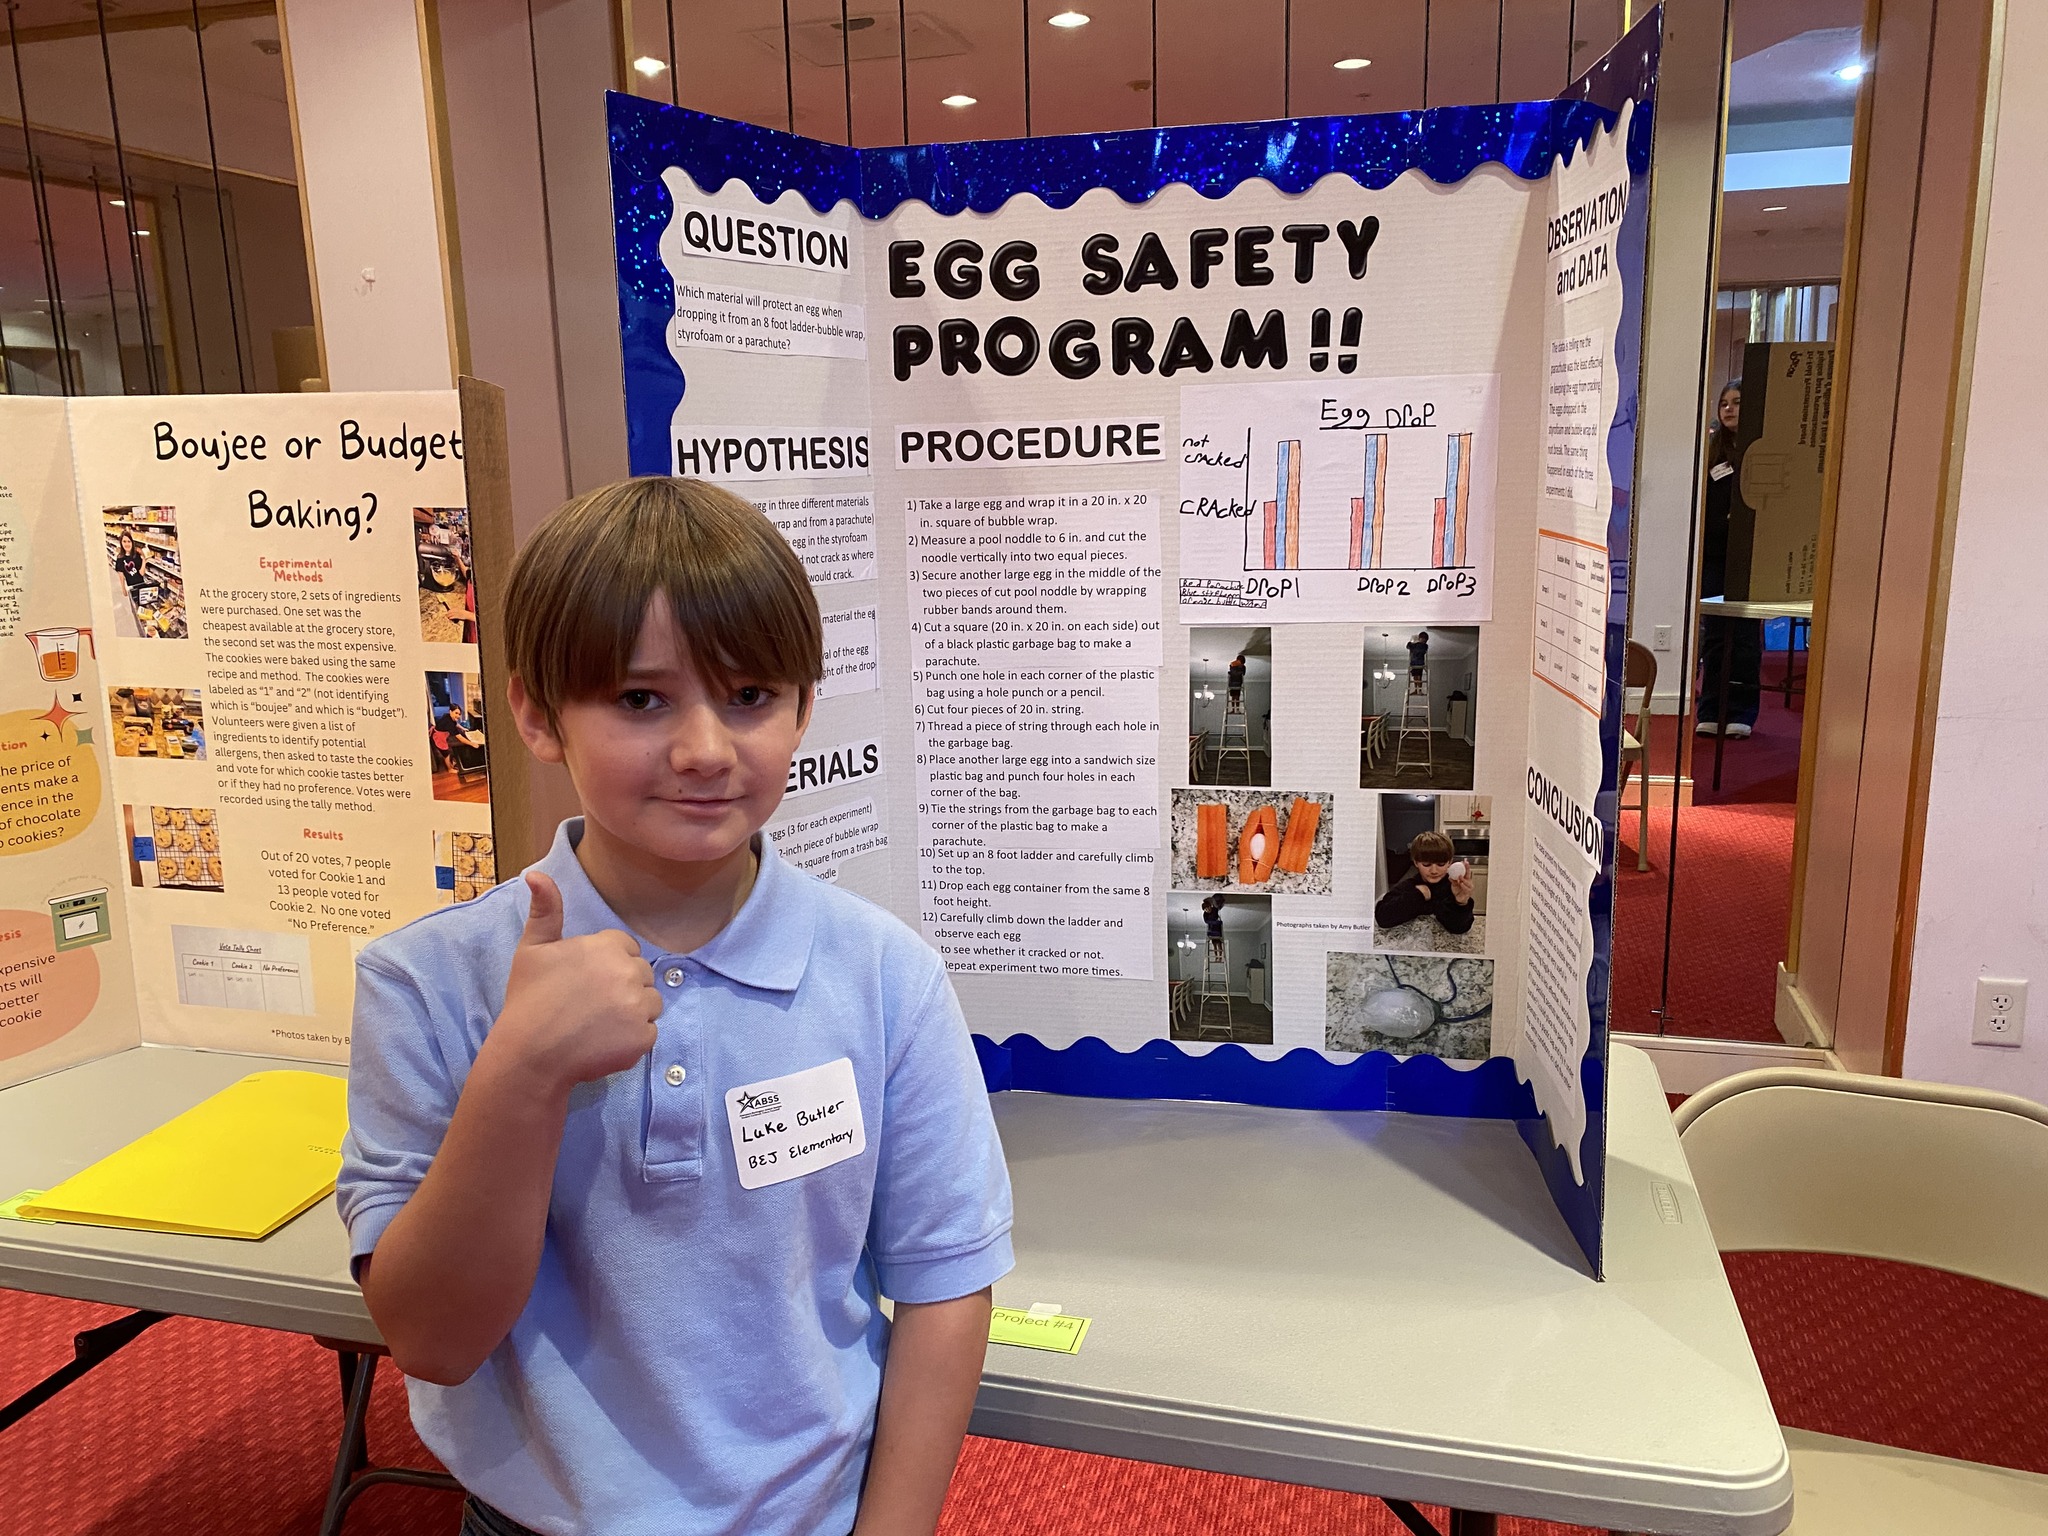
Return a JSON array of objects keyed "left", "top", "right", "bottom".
[{"left": 989, "top": 1307, "right": 1090, "bottom": 1354}]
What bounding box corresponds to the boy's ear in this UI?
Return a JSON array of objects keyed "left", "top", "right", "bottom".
[{"left": 507, "top": 675, "right": 566, "bottom": 766}]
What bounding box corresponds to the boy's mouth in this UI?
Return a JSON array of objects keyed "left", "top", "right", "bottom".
[{"left": 660, "top": 793, "right": 743, "bottom": 814}]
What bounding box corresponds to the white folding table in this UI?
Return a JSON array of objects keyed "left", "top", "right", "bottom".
[{"left": 0, "top": 1042, "right": 1790, "bottom": 1535}]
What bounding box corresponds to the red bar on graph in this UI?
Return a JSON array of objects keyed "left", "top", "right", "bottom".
[
  {"left": 1262, "top": 500, "right": 1278, "bottom": 568},
  {"left": 1431, "top": 498, "right": 1447, "bottom": 568},
  {"left": 1349, "top": 497, "right": 1365, "bottom": 567}
]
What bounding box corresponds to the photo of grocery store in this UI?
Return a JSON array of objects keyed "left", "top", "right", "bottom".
[{"left": 103, "top": 507, "right": 186, "bottom": 640}]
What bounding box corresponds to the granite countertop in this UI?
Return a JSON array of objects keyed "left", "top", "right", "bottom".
[
  {"left": 1324, "top": 951, "right": 1494, "bottom": 1060},
  {"left": 1372, "top": 913, "right": 1489, "bottom": 956}
]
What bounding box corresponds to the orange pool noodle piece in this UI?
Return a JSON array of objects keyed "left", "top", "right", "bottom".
[
  {"left": 1238, "top": 804, "right": 1279, "bottom": 884},
  {"left": 1195, "top": 802, "right": 1230, "bottom": 878},
  {"left": 1275, "top": 797, "right": 1321, "bottom": 873}
]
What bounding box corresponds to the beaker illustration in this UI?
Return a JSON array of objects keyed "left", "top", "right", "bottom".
[{"left": 26, "top": 627, "right": 94, "bottom": 682}]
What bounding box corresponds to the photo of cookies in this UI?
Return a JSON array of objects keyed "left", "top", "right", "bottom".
[
  {"left": 108, "top": 686, "right": 206, "bottom": 759},
  {"left": 434, "top": 828, "right": 496, "bottom": 905},
  {"left": 123, "top": 805, "right": 225, "bottom": 892}
]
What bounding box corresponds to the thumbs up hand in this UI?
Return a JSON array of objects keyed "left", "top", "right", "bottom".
[{"left": 489, "top": 872, "right": 663, "bottom": 1090}]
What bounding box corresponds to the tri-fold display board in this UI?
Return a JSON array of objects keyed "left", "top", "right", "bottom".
[
  {"left": 0, "top": 385, "right": 520, "bottom": 1091},
  {"left": 610, "top": 16, "right": 1661, "bottom": 1271}
]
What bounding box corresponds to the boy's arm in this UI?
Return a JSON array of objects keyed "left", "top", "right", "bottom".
[
  {"left": 358, "top": 1048, "right": 573, "bottom": 1384},
  {"left": 1374, "top": 874, "right": 1421, "bottom": 929},
  {"left": 1438, "top": 892, "right": 1476, "bottom": 933},
  {"left": 853, "top": 1288, "right": 992, "bottom": 1536},
  {"left": 357, "top": 873, "right": 661, "bottom": 1385}
]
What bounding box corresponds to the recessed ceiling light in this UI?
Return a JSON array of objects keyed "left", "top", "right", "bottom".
[
  {"left": 633, "top": 55, "right": 668, "bottom": 77},
  {"left": 109, "top": 198, "right": 125, "bottom": 207},
  {"left": 1835, "top": 62, "right": 1866, "bottom": 81},
  {"left": 1334, "top": 57, "right": 1372, "bottom": 70},
  {"left": 1762, "top": 204, "right": 1788, "bottom": 212},
  {"left": 1048, "top": 11, "right": 1090, "bottom": 28},
  {"left": 135, "top": 229, "right": 151, "bottom": 236},
  {"left": 941, "top": 93, "right": 977, "bottom": 107}
]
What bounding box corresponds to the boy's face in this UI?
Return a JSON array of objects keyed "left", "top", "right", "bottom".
[
  {"left": 512, "top": 597, "right": 810, "bottom": 869},
  {"left": 1414, "top": 859, "right": 1450, "bottom": 883}
]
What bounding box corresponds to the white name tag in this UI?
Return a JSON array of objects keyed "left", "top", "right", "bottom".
[
  {"left": 1709, "top": 461, "right": 1734, "bottom": 482},
  {"left": 725, "top": 1057, "right": 866, "bottom": 1190}
]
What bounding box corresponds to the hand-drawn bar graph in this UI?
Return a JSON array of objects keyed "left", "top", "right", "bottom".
[
  {"left": 1349, "top": 433, "right": 1389, "bottom": 568},
  {"left": 1181, "top": 373, "right": 1499, "bottom": 624},
  {"left": 1261, "top": 439, "right": 1302, "bottom": 569},
  {"left": 1259, "top": 430, "right": 1475, "bottom": 573}
]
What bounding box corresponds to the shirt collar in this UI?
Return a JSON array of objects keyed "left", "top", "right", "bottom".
[{"left": 534, "top": 818, "right": 816, "bottom": 993}]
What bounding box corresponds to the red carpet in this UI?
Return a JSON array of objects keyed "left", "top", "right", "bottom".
[
  {"left": 10, "top": 1246, "right": 2048, "bottom": 1531},
  {"left": 1612, "top": 645, "right": 1802, "bottom": 1041},
  {"left": 1639, "top": 646, "right": 1806, "bottom": 808},
  {"left": 1725, "top": 1252, "right": 2048, "bottom": 1475},
  {"left": 0, "top": 1289, "right": 1616, "bottom": 1536},
  {"left": 1611, "top": 800, "right": 1795, "bottom": 1040}
]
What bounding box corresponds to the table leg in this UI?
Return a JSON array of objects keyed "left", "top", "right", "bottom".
[
  {"left": 0, "top": 1308, "right": 167, "bottom": 1432},
  {"left": 1380, "top": 1499, "right": 1444, "bottom": 1536},
  {"left": 1712, "top": 620, "right": 1734, "bottom": 791},
  {"left": 315, "top": 1346, "right": 465, "bottom": 1536}
]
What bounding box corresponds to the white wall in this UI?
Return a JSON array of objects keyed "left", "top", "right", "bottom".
[
  {"left": 1902, "top": 2, "right": 2048, "bottom": 1103},
  {"left": 280, "top": 0, "right": 454, "bottom": 390}
]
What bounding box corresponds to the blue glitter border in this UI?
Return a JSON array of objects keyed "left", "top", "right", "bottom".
[{"left": 1513, "top": 6, "right": 1665, "bottom": 1277}]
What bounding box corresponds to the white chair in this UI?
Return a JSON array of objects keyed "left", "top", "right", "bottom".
[
  {"left": 1675, "top": 1069, "right": 2048, "bottom": 1534},
  {"left": 1619, "top": 640, "right": 1656, "bottom": 871}
]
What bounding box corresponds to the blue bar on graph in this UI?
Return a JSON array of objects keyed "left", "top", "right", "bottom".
[
  {"left": 1274, "top": 441, "right": 1294, "bottom": 568},
  {"left": 1441, "top": 435, "right": 1464, "bottom": 566}
]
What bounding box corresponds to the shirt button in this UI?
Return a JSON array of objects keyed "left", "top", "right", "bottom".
[
  {"left": 663, "top": 966, "right": 685, "bottom": 987},
  {"left": 665, "top": 1064, "right": 687, "bottom": 1087}
]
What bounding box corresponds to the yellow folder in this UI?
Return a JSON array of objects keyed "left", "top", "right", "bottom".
[{"left": 20, "top": 1070, "right": 348, "bottom": 1240}]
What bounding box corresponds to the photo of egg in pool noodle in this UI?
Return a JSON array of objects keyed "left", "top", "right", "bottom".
[
  {"left": 1325, "top": 953, "right": 1493, "bottom": 1061},
  {"left": 1170, "top": 788, "right": 1333, "bottom": 895}
]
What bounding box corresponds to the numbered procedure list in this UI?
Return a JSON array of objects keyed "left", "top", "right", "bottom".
[{"left": 907, "top": 491, "right": 1161, "bottom": 979}]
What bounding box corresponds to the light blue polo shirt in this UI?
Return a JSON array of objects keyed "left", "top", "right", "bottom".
[{"left": 338, "top": 819, "right": 1014, "bottom": 1536}]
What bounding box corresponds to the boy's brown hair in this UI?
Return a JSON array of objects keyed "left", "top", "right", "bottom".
[
  {"left": 504, "top": 477, "right": 822, "bottom": 721},
  {"left": 1409, "top": 829, "right": 1455, "bottom": 865}
]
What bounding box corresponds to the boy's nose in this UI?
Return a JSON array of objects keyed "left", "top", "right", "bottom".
[{"left": 666, "top": 705, "right": 739, "bottom": 775}]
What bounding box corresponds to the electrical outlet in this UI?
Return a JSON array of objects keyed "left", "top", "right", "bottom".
[
  {"left": 1653, "top": 624, "right": 1673, "bottom": 651},
  {"left": 1972, "top": 977, "right": 2027, "bottom": 1047}
]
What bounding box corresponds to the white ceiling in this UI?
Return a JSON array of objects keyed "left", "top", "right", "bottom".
[
  {"left": 1168, "top": 893, "right": 1271, "bottom": 932},
  {"left": 1, "top": 1, "right": 1856, "bottom": 317}
]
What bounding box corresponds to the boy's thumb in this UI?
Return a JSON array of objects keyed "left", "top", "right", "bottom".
[{"left": 518, "top": 871, "right": 564, "bottom": 947}]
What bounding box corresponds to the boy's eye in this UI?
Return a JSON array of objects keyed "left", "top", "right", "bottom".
[
  {"left": 732, "top": 684, "right": 773, "bottom": 708},
  {"left": 619, "top": 689, "right": 663, "bottom": 711}
]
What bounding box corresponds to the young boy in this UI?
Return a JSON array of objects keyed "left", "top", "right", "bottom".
[
  {"left": 339, "top": 479, "right": 1014, "bottom": 1536},
  {"left": 1406, "top": 630, "right": 1430, "bottom": 688},
  {"left": 1373, "top": 829, "right": 1474, "bottom": 935}
]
